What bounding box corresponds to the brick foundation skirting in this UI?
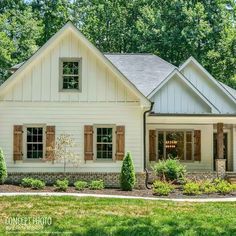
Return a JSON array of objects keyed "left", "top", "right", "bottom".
[
  {"left": 6, "top": 172, "right": 146, "bottom": 189},
  {"left": 148, "top": 171, "right": 218, "bottom": 183},
  {"left": 186, "top": 172, "right": 217, "bottom": 180}
]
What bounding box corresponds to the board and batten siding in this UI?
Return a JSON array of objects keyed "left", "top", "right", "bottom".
[
  {"left": 150, "top": 75, "right": 212, "bottom": 114},
  {"left": 181, "top": 62, "right": 236, "bottom": 113},
  {"left": 0, "top": 29, "right": 146, "bottom": 173},
  {"left": 0, "top": 102, "right": 144, "bottom": 172},
  {"left": 2, "top": 31, "right": 138, "bottom": 103}
]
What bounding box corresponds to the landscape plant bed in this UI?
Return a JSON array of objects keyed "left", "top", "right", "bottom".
[{"left": 0, "top": 184, "right": 236, "bottom": 199}]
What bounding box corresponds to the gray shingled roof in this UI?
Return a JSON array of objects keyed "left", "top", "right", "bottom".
[{"left": 104, "top": 53, "right": 176, "bottom": 96}]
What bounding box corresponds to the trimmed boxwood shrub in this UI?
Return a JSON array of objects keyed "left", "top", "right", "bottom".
[
  {"left": 54, "top": 179, "right": 69, "bottom": 192},
  {"left": 74, "top": 181, "right": 87, "bottom": 191},
  {"left": 31, "top": 179, "right": 45, "bottom": 189},
  {"left": 89, "top": 180, "right": 104, "bottom": 190},
  {"left": 153, "top": 159, "right": 186, "bottom": 181},
  {"left": 153, "top": 180, "right": 174, "bottom": 196},
  {"left": 183, "top": 181, "right": 201, "bottom": 195},
  {"left": 21, "top": 178, "right": 35, "bottom": 188},
  {"left": 200, "top": 180, "right": 217, "bottom": 194},
  {"left": 120, "top": 152, "right": 136, "bottom": 191},
  {"left": 214, "top": 179, "right": 233, "bottom": 195},
  {"left": 0, "top": 148, "right": 7, "bottom": 184}
]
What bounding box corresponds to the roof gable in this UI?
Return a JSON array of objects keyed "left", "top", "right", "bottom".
[
  {"left": 179, "top": 56, "right": 236, "bottom": 103},
  {"left": 149, "top": 69, "right": 220, "bottom": 114},
  {"left": 0, "top": 22, "right": 150, "bottom": 107},
  {"left": 180, "top": 57, "right": 236, "bottom": 113}
]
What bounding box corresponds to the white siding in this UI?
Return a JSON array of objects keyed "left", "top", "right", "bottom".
[
  {"left": 2, "top": 32, "right": 138, "bottom": 103},
  {"left": 181, "top": 62, "right": 236, "bottom": 113},
  {"left": 151, "top": 75, "right": 211, "bottom": 114},
  {"left": 0, "top": 29, "right": 145, "bottom": 173},
  {"left": 0, "top": 102, "right": 144, "bottom": 172}
]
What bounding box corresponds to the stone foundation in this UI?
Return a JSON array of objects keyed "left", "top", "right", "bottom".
[
  {"left": 148, "top": 171, "right": 218, "bottom": 183},
  {"left": 215, "top": 159, "right": 226, "bottom": 178},
  {"left": 186, "top": 172, "right": 217, "bottom": 181},
  {"left": 6, "top": 172, "right": 146, "bottom": 189}
]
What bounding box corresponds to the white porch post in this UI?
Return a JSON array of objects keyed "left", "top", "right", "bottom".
[{"left": 233, "top": 127, "right": 236, "bottom": 172}]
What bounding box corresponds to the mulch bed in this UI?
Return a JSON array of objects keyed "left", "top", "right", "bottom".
[{"left": 0, "top": 184, "right": 236, "bottom": 199}]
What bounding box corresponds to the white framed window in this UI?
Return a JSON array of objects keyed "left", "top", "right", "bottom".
[
  {"left": 23, "top": 125, "right": 46, "bottom": 160},
  {"left": 59, "top": 58, "right": 82, "bottom": 91},
  {"left": 94, "top": 125, "right": 116, "bottom": 160},
  {"left": 157, "top": 130, "right": 194, "bottom": 161}
]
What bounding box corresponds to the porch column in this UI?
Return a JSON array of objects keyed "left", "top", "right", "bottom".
[
  {"left": 233, "top": 127, "right": 236, "bottom": 172},
  {"left": 216, "top": 123, "right": 226, "bottom": 178}
]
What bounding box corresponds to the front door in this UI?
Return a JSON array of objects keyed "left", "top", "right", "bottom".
[{"left": 213, "top": 133, "right": 228, "bottom": 171}]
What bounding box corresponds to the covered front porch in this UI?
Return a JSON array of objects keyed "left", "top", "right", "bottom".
[{"left": 146, "top": 115, "right": 236, "bottom": 177}]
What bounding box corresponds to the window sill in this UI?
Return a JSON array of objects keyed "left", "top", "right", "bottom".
[
  {"left": 93, "top": 159, "right": 116, "bottom": 163},
  {"left": 59, "top": 89, "right": 81, "bottom": 93}
]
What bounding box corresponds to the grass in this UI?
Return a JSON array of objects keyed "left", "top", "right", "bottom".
[{"left": 0, "top": 196, "right": 236, "bottom": 235}]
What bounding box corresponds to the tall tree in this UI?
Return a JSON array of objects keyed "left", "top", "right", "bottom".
[{"left": 31, "top": 0, "right": 72, "bottom": 45}]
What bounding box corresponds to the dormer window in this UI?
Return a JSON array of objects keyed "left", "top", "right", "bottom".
[{"left": 59, "top": 58, "right": 82, "bottom": 91}]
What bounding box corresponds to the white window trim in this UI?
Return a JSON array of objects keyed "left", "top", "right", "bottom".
[
  {"left": 93, "top": 124, "right": 116, "bottom": 162},
  {"left": 59, "top": 57, "right": 82, "bottom": 92},
  {"left": 23, "top": 124, "right": 46, "bottom": 162},
  {"left": 156, "top": 129, "right": 194, "bottom": 161}
]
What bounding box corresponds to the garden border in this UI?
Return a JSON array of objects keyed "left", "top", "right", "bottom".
[{"left": 0, "top": 192, "right": 236, "bottom": 202}]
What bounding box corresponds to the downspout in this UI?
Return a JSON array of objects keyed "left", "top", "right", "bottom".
[{"left": 143, "top": 102, "right": 154, "bottom": 189}]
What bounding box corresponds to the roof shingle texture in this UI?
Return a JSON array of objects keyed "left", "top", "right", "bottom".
[{"left": 104, "top": 54, "right": 176, "bottom": 96}]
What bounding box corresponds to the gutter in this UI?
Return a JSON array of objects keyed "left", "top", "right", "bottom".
[{"left": 143, "top": 102, "right": 154, "bottom": 189}]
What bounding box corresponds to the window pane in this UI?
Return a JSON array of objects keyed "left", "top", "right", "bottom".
[
  {"left": 166, "top": 132, "right": 184, "bottom": 160},
  {"left": 26, "top": 127, "right": 43, "bottom": 159},
  {"left": 158, "top": 132, "right": 164, "bottom": 160},
  {"left": 186, "top": 132, "right": 192, "bottom": 142},
  {"left": 96, "top": 127, "right": 113, "bottom": 159},
  {"left": 186, "top": 143, "right": 192, "bottom": 160}
]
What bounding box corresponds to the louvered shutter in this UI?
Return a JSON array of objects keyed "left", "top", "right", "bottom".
[
  {"left": 116, "top": 126, "right": 125, "bottom": 160},
  {"left": 13, "top": 125, "right": 23, "bottom": 161},
  {"left": 194, "top": 130, "right": 201, "bottom": 161},
  {"left": 84, "top": 125, "right": 94, "bottom": 160},
  {"left": 149, "top": 130, "right": 156, "bottom": 161}
]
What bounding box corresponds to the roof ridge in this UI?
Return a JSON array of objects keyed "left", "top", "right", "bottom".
[{"left": 104, "top": 53, "right": 154, "bottom": 55}]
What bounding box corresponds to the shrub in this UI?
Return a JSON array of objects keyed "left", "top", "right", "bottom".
[
  {"left": 153, "top": 180, "right": 174, "bottom": 196},
  {"left": 200, "top": 180, "right": 217, "bottom": 194},
  {"left": 89, "top": 180, "right": 104, "bottom": 190},
  {"left": 215, "top": 179, "right": 233, "bottom": 195},
  {"left": 54, "top": 179, "right": 69, "bottom": 191},
  {"left": 21, "top": 178, "right": 35, "bottom": 188},
  {"left": 120, "top": 152, "right": 136, "bottom": 191},
  {"left": 74, "top": 181, "right": 87, "bottom": 191},
  {"left": 31, "top": 179, "right": 45, "bottom": 189},
  {"left": 183, "top": 181, "right": 201, "bottom": 195},
  {"left": 0, "top": 148, "right": 7, "bottom": 184},
  {"left": 153, "top": 159, "right": 186, "bottom": 181}
]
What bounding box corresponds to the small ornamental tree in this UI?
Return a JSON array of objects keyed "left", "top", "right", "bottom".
[
  {"left": 0, "top": 148, "right": 7, "bottom": 184},
  {"left": 120, "top": 152, "right": 136, "bottom": 191},
  {"left": 44, "top": 134, "right": 81, "bottom": 173}
]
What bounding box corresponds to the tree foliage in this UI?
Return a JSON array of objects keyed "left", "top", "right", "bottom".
[
  {"left": 0, "top": 0, "right": 235, "bottom": 88},
  {"left": 0, "top": 148, "right": 7, "bottom": 184}
]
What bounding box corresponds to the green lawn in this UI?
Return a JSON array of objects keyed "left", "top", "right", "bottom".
[{"left": 0, "top": 196, "right": 236, "bottom": 236}]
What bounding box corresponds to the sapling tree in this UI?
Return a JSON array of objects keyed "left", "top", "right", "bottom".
[{"left": 44, "top": 134, "right": 81, "bottom": 173}]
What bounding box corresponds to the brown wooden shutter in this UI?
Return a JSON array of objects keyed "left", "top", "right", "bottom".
[
  {"left": 116, "top": 126, "right": 125, "bottom": 160},
  {"left": 84, "top": 125, "right": 93, "bottom": 160},
  {"left": 194, "top": 130, "right": 201, "bottom": 161},
  {"left": 13, "top": 125, "right": 23, "bottom": 161},
  {"left": 149, "top": 130, "right": 156, "bottom": 161},
  {"left": 46, "top": 126, "right": 55, "bottom": 160}
]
